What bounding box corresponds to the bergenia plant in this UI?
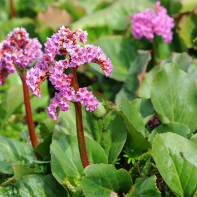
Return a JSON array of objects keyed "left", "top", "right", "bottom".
[
  {"left": 0, "top": 28, "right": 42, "bottom": 151},
  {"left": 26, "top": 26, "right": 113, "bottom": 167},
  {"left": 131, "top": 1, "right": 174, "bottom": 43}
]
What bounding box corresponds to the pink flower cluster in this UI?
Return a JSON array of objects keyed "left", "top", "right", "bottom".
[
  {"left": 0, "top": 27, "right": 42, "bottom": 85},
  {"left": 131, "top": 1, "right": 174, "bottom": 43},
  {"left": 26, "top": 26, "right": 112, "bottom": 120}
]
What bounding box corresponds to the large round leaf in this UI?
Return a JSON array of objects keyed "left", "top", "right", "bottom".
[
  {"left": 89, "top": 36, "right": 137, "bottom": 81},
  {"left": 151, "top": 63, "right": 197, "bottom": 132},
  {"left": 50, "top": 134, "right": 107, "bottom": 184},
  {"left": 152, "top": 132, "right": 197, "bottom": 197},
  {"left": 0, "top": 174, "right": 67, "bottom": 196},
  {"left": 0, "top": 136, "right": 36, "bottom": 174},
  {"left": 82, "top": 164, "right": 132, "bottom": 197}
]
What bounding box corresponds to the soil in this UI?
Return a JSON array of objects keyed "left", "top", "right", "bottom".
[{"left": 155, "top": 172, "right": 176, "bottom": 197}]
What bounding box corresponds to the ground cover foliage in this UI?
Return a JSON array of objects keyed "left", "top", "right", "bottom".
[{"left": 0, "top": 0, "right": 197, "bottom": 196}]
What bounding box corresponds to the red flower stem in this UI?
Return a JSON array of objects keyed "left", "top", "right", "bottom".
[
  {"left": 9, "top": 0, "right": 16, "bottom": 17},
  {"left": 71, "top": 67, "right": 90, "bottom": 168},
  {"left": 22, "top": 69, "right": 39, "bottom": 157}
]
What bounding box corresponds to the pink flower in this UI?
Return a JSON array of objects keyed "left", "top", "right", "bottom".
[
  {"left": 26, "top": 27, "right": 113, "bottom": 120},
  {"left": 131, "top": 1, "right": 174, "bottom": 43},
  {"left": 0, "top": 27, "right": 42, "bottom": 85}
]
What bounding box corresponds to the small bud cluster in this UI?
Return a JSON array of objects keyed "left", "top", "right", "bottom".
[
  {"left": 131, "top": 1, "right": 174, "bottom": 43},
  {"left": 147, "top": 114, "right": 161, "bottom": 130},
  {"left": 26, "top": 26, "right": 112, "bottom": 120},
  {"left": 0, "top": 28, "right": 42, "bottom": 85}
]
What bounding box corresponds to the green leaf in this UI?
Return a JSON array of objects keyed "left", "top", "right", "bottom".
[
  {"left": 0, "top": 174, "right": 68, "bottom": 197},
  {"left": 171, "top": 52, "right": 192, "bottom": 72},
  {"left": 190, "top": 133, "right": 197, "bottom": 144},
  {"left": 137, "top": 65, "right": 162, "bottom": 99},
  {"left": 151, "top": 63, "right": 197, "bottom": 132},
  {"left": 38, "top": 118, "right": 57, "bottom": 139},
  {"left": 132, "top": 98, "right": 155, "bottom": 124},
  {"left": 12, "top": 165, "right": 39, "bottom": 181},
  {"left": 180, "top": 0, "right": 197, "bottom": 12},
  {"left": 119, "top": 99, "right": 151, "bottom": 157},
  {"left": 152, "top": 132, "right": 197, "bottom": 197},
  {"left": 50, "top": 134, "right": 107, "bottom": 184},
  {"left": 0, "top": 85, "right": 23, "bottom": 122},
  {"left": 125, "top": 175, "right": 161, "bottom": 197},
  {"left": 0, "top": 135, "right": 36, "bottom": 174},
  {"left": 101, "top": 111, "right": 127, "bottom": 163},
  {"left": 71, "top": 0, "right": 155, "bottom": 31},
  {"left": 82, "top": 164, "right": 132, "bottom": 197},
  {"left": 34, "top": 133, "right": 52, "bottom": 161},
  {"left": 55, "top": 103, "right": 103, "bottom": 143},
  {"left": 116, "top": 50, "right": 151, "bottom": 102},
  {"left": 119, "top": 98, "right": 146, "bottom": 136},
  {"left": 188, "top": 63, "right": 197, "bottom": 81},
  {"left": 89, "top": 35, "right": 137, "bottom": 81},
  {"left": 179, "top": 14, "right": 197, "bottom": 49},
  {"left": 148, "top": 122, "right": 191, "bottom": 143},
  {"left": 154, "top": 36, "right": 171, "bottom": 62}
]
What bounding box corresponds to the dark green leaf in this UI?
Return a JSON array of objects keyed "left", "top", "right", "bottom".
[
  {"left": 152, "top": 133, "right": 197, "bottom": 197},
  {"left": 101, "top": 111, "right": 127, "bottom": 163},
  {"left": 50, "top": 134, "right": 107, "bottom": 184},
  {"left": 151, "top": 63, "right": 197, "bottom": 132},
  {"left": 116, "top": 50, "right": 151, "bottom": 102},
  {"left": 82, "top": 164, "right": 132, "bottom": 197},
  {"left": 125, "top": 175, "right": 161, "bottom": 197}
]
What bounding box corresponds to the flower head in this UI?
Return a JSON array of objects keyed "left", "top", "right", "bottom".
[
  {"left": 26, "top": 26, "right": 113, "bottom": 120},
  {"left": 131, "top": 1, "right": 174, "bottom": 43},
  {"left": 0, "top": 27, "right": 43, "bottom": 85}
]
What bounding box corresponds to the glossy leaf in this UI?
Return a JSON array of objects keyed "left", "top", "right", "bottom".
[
  {"left": 89, "top": 36, "right": 137, "bottom": 81},
  {"left": 132, "top": 98, "right": 155, "bottom": 124},
  {"left": 82, "top": 164, "right": 132, "bottom": 197},
  {"left": 0, "top": 135, "right": 36, "bottom": 174},
  {"left": 101, "top": 111, "right": 127, "bottom": 163},
  {"left": 125, "top": 176, "right": 161, "bottom": 197},
  {"left": 116, "top": 50, "right": 151, "bottom": 102},
  {"left": 50, "top": 134, "right": 107, "bottom": 184},
  {"left": 119, "top": 99, "right": 151, "bottom": 157},
  {"left": 152, "top": 132, "right": 197, "bottom": 197},
  {"left": 148, "top": 122, "right": 191, "bottom": 143},
  {"left": 55, "top": 103, "right": 103, "bottom": 142},
  {"left": 0, "top": 85, "right": 23, "bottom": 122},
  {"left": 119, "top": 98, "right": 146, "bottom": 136},
  {"left": 137, "top": 65, "right": 162, "bottom": 99},
  {"left": 0, "top": 175, "right": 67, "bottom": 197},
  {"left": 151, "top": 63, "right": 197, "bottom": 132},
  {"left": 171, "top": 52, "right": 192, "bottom": 72},
  {"left": 179, "top": 14, "right": 197, "bottom": 49}
]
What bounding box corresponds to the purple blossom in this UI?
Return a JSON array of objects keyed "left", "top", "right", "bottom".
[
  {"left": 131, "top": 1, "right": 174, "bottom": 43},
  {"left": 26, "top": 26, "right": 113, "bottom": 120},
  {"left": 147, "top": 114, "right": 161, "bottom": 130},
  {"left": 0, "top": 27, "right": 43, "bottom": 85}
]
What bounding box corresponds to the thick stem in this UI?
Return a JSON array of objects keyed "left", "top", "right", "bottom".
[
  {"left": 22, "top": 69, "right": 39, "bottom": 150},
  {"left": 71, "top": 67, "right": 90, "bottom": 168},
  {"left": 10, "top": 0, "right": 16, "bottom": 17}
]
